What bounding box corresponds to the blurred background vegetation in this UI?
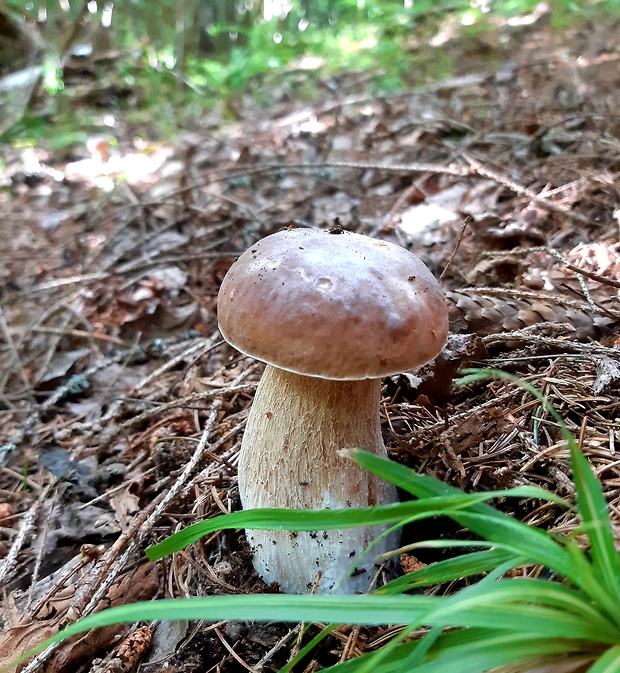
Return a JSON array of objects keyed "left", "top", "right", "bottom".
[{"left": 0, "top": 0, "right": 616, "bottom": 146}]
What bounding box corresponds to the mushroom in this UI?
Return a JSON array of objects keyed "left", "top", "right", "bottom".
[{"left": 217, "top": 228, "right": 448, "bottom": 594}]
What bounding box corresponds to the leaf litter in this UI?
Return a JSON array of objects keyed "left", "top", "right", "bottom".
[{"left": 1, "top": 9, "right": 620, "bottom": 673}]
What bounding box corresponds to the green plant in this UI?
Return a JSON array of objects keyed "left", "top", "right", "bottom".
[{"left": 15, "top": 370, "right": 620, "bottom": 673}]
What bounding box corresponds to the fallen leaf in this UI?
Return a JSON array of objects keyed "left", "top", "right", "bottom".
[
  {"left": 0, "top": 563, "right": 158, "bottom": 672},
  {"left": 110, "top": 491, "right": 141, "bottom": 533}
]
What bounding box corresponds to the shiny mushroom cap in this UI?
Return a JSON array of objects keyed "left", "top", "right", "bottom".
[{"left": 217, "top": 228, "right": 449, "bottom": 380}]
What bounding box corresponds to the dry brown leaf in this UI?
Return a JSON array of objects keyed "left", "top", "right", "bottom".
[
  {"left": 0, "top": 563, "right": 158, "bottom": 673},
  {"left": 110, "top": 491, "right": 141, "bottom": 533}
]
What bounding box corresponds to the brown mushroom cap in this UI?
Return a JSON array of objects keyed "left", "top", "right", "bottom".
[{"left": 218, "top": 228, "right": 449, "bottom": 380}]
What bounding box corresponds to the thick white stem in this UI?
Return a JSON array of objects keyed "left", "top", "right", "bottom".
[{"left": 238, "top": 365, "right": 399, "bottom": 594}]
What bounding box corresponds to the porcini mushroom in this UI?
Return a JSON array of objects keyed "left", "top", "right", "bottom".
[{"left": 217, "top": 228, "right": 448, "bottom": 594}]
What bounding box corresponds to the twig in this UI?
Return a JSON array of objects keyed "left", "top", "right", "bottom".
[
  {"left": 479, "top": 245, "right": 620, "bottom": 293},
  {"left": 481, "top": 325, "right": 620, "bottom": 359},
  {"left": 462, "top": 153, "right": 592, "bottom": 224},
  {"left": 20, "top": 403, "right": 222, "bottom": 673},
  {"left": 116, "top": 382, "right": 257, "bottom": 434},
  {"left": 214, "top": 626, "right": 258, "bottom": 673},
  {"left": 147, "top": 160, "right": 472, "bottom": 205},
  {"left": 460, "top": 285, "right": 620, "bottom": 319},
  {"left": 31, "top": 548, "right": 103, "bottom": 617},
  {"left": 340, "top": 626, "right": 362, "bottom": 662},
  {"left": 439, "top": 217, "right": 471, "bottom": 281},
  {"left": 131, "top": 333, "right": 220, "bottom": 396},
  {"left": 33, "top": 296, "right": 88, "bottom": 383},
  {"left": 21, "top": 272, "right": 109, "bottom": 296},
  {"left": 546, "top": 248, "right": 620, "bottom": 290},
  {"left": 254, "top": 626, "right": 301, "bottom": 671},
  {"left": 0, "top": 488, "right": 48, "bottom": 586},
  {"left": 544, "top": 248, "right": 597, "bottom": 311},
  {"left": 272, "top": 73, "right": 491, "bottom": 127},
  {"left": 6, "top": 325, "right": 128, "bottom": 346},
  {"left": 0, "top": 304, "right": 35, "bottom": 401}
]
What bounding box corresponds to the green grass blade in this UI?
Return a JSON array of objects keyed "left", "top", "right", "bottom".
[
  {"left": 280, "top": 624, "right": 338, "bottom": 673},
  {"left": 587, "top": 646, "right": 620, "bottom": 673},
  {"left": 18, "top": 594, "right": 441, "bottom": 666},
  {"left": 146, "top": 486, "right": 563, "bottom": 561},
  {"left": 146, "top": 502, "right": 423, "bottom": 560},
  {"left": 431, "top": 579, "right": 620, "bottom": 641},
  {"left": 448, "top": 511, "right": 620, "bottom": 614},
  {"left": 19, "top": 585, "right": 614, "bottom": 670},
  {"left": 349, "top": 451, "right": 577, "bottom": 579},
  {"left": 569, "top": 439, "right": 620, "bottom": 605},
  {"left": 322, "top": 630, "right": 591, "bottom": 673},
  {"left": 397, "top": 631, "right": 590, "bottom": 673},
  {"left": 427, "top": 600, "right": 612, "bottom": 642},
  {"left": 350, "top": 451, "right": 577, "bottom": 577},
  {"left": 436, "top": 509, "right": 576, "bottom": 581},
  {"left": 377, "top": 548, "right": 521, "bottom": 593},
  {"left": 457, "top": 369, "right": 620, "bottom": 619},
  {"left": 565, "top": 540, "right": 620, "bottom": 626},
  {"left": 350, "top": 450, "right": 568, "bottom": 509}
]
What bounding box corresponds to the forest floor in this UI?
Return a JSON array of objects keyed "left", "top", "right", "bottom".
[{"left": 1, "top": 7, "right": 620, "bottom": 673}]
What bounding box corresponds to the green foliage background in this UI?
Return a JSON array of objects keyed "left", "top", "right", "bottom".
[{"left": 1, "top": 0, "right": 618, "bottom": 144}]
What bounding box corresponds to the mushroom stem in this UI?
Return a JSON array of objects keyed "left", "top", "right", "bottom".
[{"left": 238, "top": 364, "right": 399, "bottom": 594}]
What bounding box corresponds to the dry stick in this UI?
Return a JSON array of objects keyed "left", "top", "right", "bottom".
[
  {"left": 214, "top": 626, "right": 258, "bottom": 673},
  {"left": 2, "top": 289, "right": 90, "bottom": 442},
  {"left": 180, "top": 417, "right": 246, "bottom": 478},
  {"left": 461, "top": 152, "right": 592, "bottom": 225},
  {"left": 196, "top": 188, "right": 269, "bottom": 228},
  {"left": 463, "top": 286, "right": 620, "bottom": 319},
  {"left": 543, "top": 242, "right": 620, "bottom": 294},
  {"left": 21, "top": 272, "right": 109, "bottom": 296},
  {"left": 115, "top": 236, "right": 229, "bottom": 276},
  {"left": 7, "top": 325, "right": 128, "bottom": 346},
  {"left": 0, "top": 305, "right": 36, "bottom": 402},
  {"left": 0, "top": 480, "right": 55, "bottom": 586},
  {"left": 88, "top": 335, "right": 157, "bottom": 428},
  {"left": 34, "top": 296, "right": 88, "bottom": 384},
  {"left": 0, "top": 503, "right": 39, "bottom": 585},
  {"left": 147, "top": 160, "right": 472, "bottom": 206},
  {"left": 159, "top": 155, "right": 587, "bottom": 230},
  {"left": 340, "top": 626, "right": 362, "bottom": 663},
  {"left": 481, "top": 325, "right": 620, "bottom": 359},
  {"left": 558, "top": 259, "right": 620, "bottom": 291},
  {"left": 13, "top": 288, "right": 85, "bottom": 366},
  {"left": 26, "top": 493, "right": 55, "bottom": 608},
  {"left": 480, "top": 245, "right": 620, "bottom": 303},
  {"left": 116, "top": 382, "right": 257, "bottom": 434},
  {"left": 20, "top": 401, "right": 222, "bottom": 673},
  {"left": 287, "top": 572, "right": 324, "bottom": 667},
  {"left": 131, "top": 333, "right": 220, "bottom": 396},
  {"left": 439, "top": 217, "right": 471, "bottom": 281},
  {"left": 272, "top": 73, "right": 490, "bottom": 127},
  {"left": 543, "top": 248, "right": 596, "bottom": 312},
  {"left": 30, "top": 549, "right": 102, "bottom": 618},
  {"left": 1, "top": 467, "right": 41, "bottom": 492},
  {"left": 254, "top": 626, "right": 301, "bottom": 671}
]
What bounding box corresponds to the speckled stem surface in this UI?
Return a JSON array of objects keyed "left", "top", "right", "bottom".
[{"left": 238, "top": 365, "right": 399, "bottom": 594}]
